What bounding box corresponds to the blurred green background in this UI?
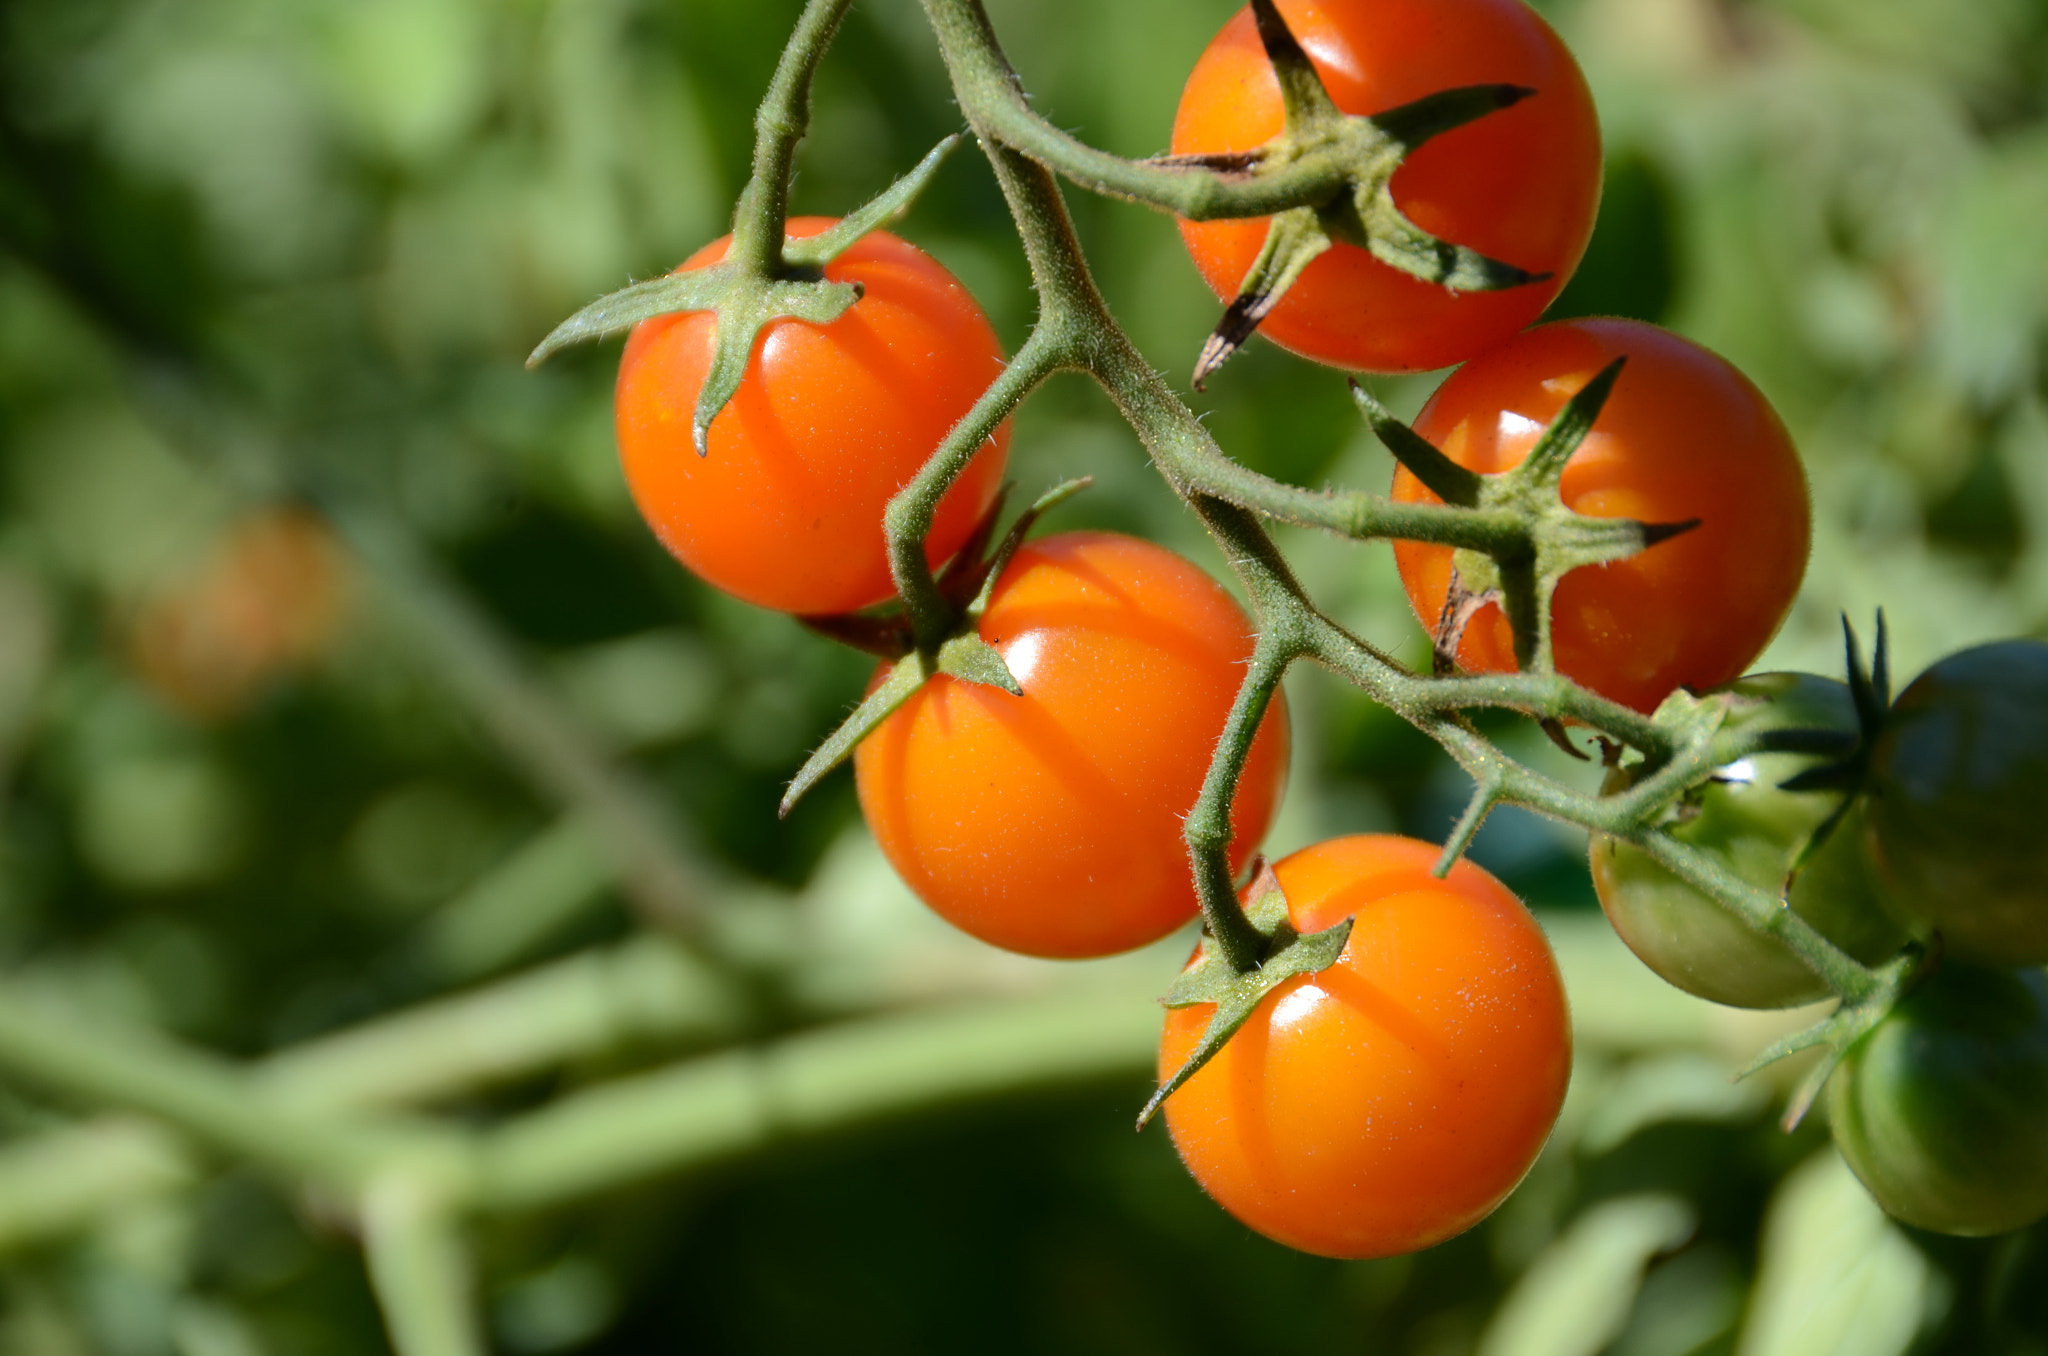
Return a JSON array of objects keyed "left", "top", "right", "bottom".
[{"left": 2, "top": 0, "right": 2047, "bottom": 1351}]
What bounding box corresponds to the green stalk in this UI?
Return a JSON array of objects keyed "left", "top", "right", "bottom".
[{"left": 727, "top": 0, "right": 857, "bottom": 275}]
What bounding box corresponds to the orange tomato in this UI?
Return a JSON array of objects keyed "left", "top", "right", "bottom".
[
  {"left": 614, "top": 219, "right": 1009, "bottom": 615},
  {"left": 1159, "top": 834, "right": 1570, "bottom": 1258},
  {"left": 1392, "top": 318, "right": 1811, "bottom": 714},
  {"left": 130, "top": 508, "right": 349, "bottom": 719},
  {"left": 1171, "top": 0, "right": 1601, "bottom": 373},
  {"left": 855, "top": 531, "right": 1290, "bottom": 959}
]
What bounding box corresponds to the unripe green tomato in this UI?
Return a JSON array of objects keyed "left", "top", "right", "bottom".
[
  {"left": 1590, "top": 674, "right": 1907, "bottom": 1009},
  {"left": 1868, "top": 640, "right": 2048, "bottom": 965},
  {"left": 1828, "top": 963, "right": 2048, "bottom": 1236}
]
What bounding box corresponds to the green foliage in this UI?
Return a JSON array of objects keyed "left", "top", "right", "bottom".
[{"left": 0, "top": 0, "right": 2045, "bottom": 1351}]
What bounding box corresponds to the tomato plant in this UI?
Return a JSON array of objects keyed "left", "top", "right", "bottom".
[
  {"left": 1591, "top": 674, "right": 1906, "bottom": 1008},
  {"left": 1867, "top": 639, "right": 2048, "bottom": 965},
  {"left": 854, "top": 532, "right": 1289, "bottom": 959},
  {"left": 1157, "top": 834, "right": 1570, "bottom": 1258},
  {"left": 613, "top": 219, "right": 1010, "bottom": 616},
  {"left": 1391, "top": 317, "right": 1811, "bottom": 714},
  {"left": 1170, "top": 0, "right": 1601, "bottom": 374},
  {"left": 1829, "top": 962, "right": 2048, "bottom": 1236}
]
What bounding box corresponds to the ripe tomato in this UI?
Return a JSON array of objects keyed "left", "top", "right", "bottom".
[
  {"left": 854, "top": 531, "right": 1290, "bottom": 959},
  {"left": 613, "top": 219, "right": 1009, "bottom": 615},
  {"left": 1170, "top": 0, "right": 1601, "bottom": 374},
  {"left": 1591, "top": 674, "right": 1907, "bottom": 1009},
  {"left": 130, "top": 508, "right": 349, "bottom": 720},
  {"left": 1392, "top": 318, "right": 1811, "bottom": 714},
  {"left": 1158, "top": 835, "right": 1569, "bottom": 1258},
  {"left": 1868, "top": 639, "right": 2048, "bottom": 965},
  {"left": 1829, "top": 962, "right": 2048, "bottom": 1236}
]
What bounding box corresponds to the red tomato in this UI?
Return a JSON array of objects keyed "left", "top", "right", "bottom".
[
  {"left": 854, "top": 531, "right": 1290, "bottom": 959},
  {"left": 614, "top": 219, "right": 1009, "bottom": 615},
  {"left": 1391, "top": 318, "right": 1810, "bottom": 714},
  {"left": 1159, "top": 834, "right": 1570, "bottom": 1258},
  {"left": 1171, "top": 0, "right": 1602, "bottom": 374}
]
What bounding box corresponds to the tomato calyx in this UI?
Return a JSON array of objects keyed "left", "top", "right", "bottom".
[
  {"left": 778, "top": 479, "right": 1094, "bottom": 816},
  {"left": 526, "top": 136, "right": 958, "bottom": 453},
  {"left": 1174, "top": 0, "right": 1544, "bottom": 387},
  {"left": 1136, "top": 858, "right": 1354, "bottom": 1128},
  {"left": 1354, "top": 366, "right": 1701, "bottom": 676},
  {"left": 1740, "top": 941, "right": 1933, "bottom": 1131}
]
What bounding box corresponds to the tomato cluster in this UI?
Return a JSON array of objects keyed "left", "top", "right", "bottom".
[{"left": 586, "top": 0, "right": 2048, "bottom": 1262}]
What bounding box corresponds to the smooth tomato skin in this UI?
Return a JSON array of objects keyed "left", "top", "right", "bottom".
[
  {"left": 1829, "top": 963, "right": 2048, "bottom": 1236},
  {"left": 614, "top": 219, "right": 1009, "bottom": 615},
  {"left": 1591, "top": 675, "right": 1907, "bottom": 1009},
  {"left": 1392, "top": 318, "right": 1811, "bottom": 714},
  {"left": 855, "top": 531, "right": 1290, "bottom": 959},
  {"left": 1171, "top": 0, "right": 1601, "bottom": 374},
  {"left": 1159, "top": 835, "right": 1570, "bottom": 1258},
  {"left": 1868, "top": 640, "right": 2048, "bottom": 965}
]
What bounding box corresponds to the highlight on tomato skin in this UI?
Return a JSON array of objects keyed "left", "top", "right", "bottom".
[
  {"left": 1391, "top": 317, "right": 1812, "bottom": 715},
  {"left": 613, "top": 218, "right": 1010, "bottom": 617},
  {"left": 853, "top": 530, "right": 1290, "bottom": 961},
  {"left": 1171, "top": 0, "right": 1602, "bottom": 374},
  {"left": 1158, "top": 834, "right": 1571, "bottom": 1259}
]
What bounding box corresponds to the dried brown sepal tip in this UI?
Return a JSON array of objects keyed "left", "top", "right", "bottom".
[
  {"left": 1185, "top": 2, "right": 1548, "bottom": 385},
  {"left": 1136, "top": 862, "right": 1353, "bottom": 1129}
]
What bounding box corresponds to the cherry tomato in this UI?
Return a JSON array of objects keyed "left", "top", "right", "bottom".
[
  {"left": 1159, "top": 834, "right": 1570, "bottom": 1258},
  {"left": 130, "top": 508, "right": 349, "bottom": 721},
  {"left": 1392, "top": 318, "right": 1811, "bottom": 714},
  {"left": 1829, "top": 962, "right": 2048, "bottom": 1236},
  {"left": 854, "top": 531, "right": 1290, "bottom": 959},
  {"left": 1591, "top": 674, "right": 1907, "bottom": 1009},
  {"left": 1868, "top": 639, "right": 2048, "bottom": 965},
  {"left": 614, "top": 219, "right": 1009, "bottom": 615},
  {"left": 1170, "top": 0, "right": 1601, "bottom": 374}
]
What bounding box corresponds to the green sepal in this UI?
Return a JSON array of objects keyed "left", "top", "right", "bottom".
[
  {"left": 1373, "top": 357, "right": 1700, "bottom": 673},
  {"left": 525, "top": 270, "right": 742, "bottom": 368},
  {"left": 1186, "top": 1, "right": 1544, "bottom": 386},
  {"left": 1248, "top": 0, "right": 1342, "bottom": 127},
  {"left": 1136, "top": 864, "right": 1354, "bottom": 1129},
  {"left": 1370, "top": 84, "right": 1536, "bottom": 152},
  {"left": 1736, "top": 945, "right": 1929, "bottom": 1130},
  {"left": 935, "top": 633, "right": 1020, "bottom": 695},
  {"left": 779, "top": 653, "right": 927, "bottom": 818},
  {"left": 778, "top": 477, "right": 1093, "bottom": 816},
  {"left": 1772, "top": 613, "right": 1890, "bottom": 799},
  {"left": 783, "top": 136, "right": 961, "bottom": 268},
  {"left": 1350, "top": 381, "right": 1481, "bottom": 507},
  {"left": 527, "top": 136, "right": 962, "bottom": 452}
]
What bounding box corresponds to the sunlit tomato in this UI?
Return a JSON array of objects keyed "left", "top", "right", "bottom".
[
  {"left": 130, "top": 508, "right": 349, "bottom": 720},
  {"left": 1159, "top": 834, "right": 1569, "bottom": 1258},
  {"left": 1591, "top": 675, "right": 1907, "bottom": 1008},
  {"left": 1170, "top": 0, "right": 1601, "bottom": 374},
  {"left": 854, "top": 531, "right": 1290, "bottom": 959},
  {"left": 614, "top": 219, "right": 1009, "bottom": 615},
  {"left": 1829, "top": 962, "right": 2048, "bottom": 1236},
  {"left": 1868, "top": 640, "right": 2048, "bottom": 965},
  {"left": 1392, "top": 318, "right": 1810, "bottom": 714}
]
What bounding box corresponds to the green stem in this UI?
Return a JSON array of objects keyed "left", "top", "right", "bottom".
[
  {"left": 727, "top": 0, "right": 856, "bottom": 274},
  {"left": 0, "top": 984, "right": 449, "bottom": 1191},
  {"left": 1181, "top": 612, "right": 1306, "bottom": 971},
  {"left": 472, "top": 986, "right": 1155, "bottom": 1214},
  {"left": 885, "top": 329, "right": 1066, "bottom": 650},
  {"left": 363, "top": 1174, "right": 486, "bottom": 1356},
  {"left": 918, "top": 0, "right": 1348, "bottom": 219}
]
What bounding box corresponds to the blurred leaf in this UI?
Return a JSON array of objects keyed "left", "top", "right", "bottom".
[
  {"left": 1736, "top": 1150, "right": 1936, "bottom": 1356},
  {"left": 1477, "top": 1194, "right": 1696, "bottom": 1356}
]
